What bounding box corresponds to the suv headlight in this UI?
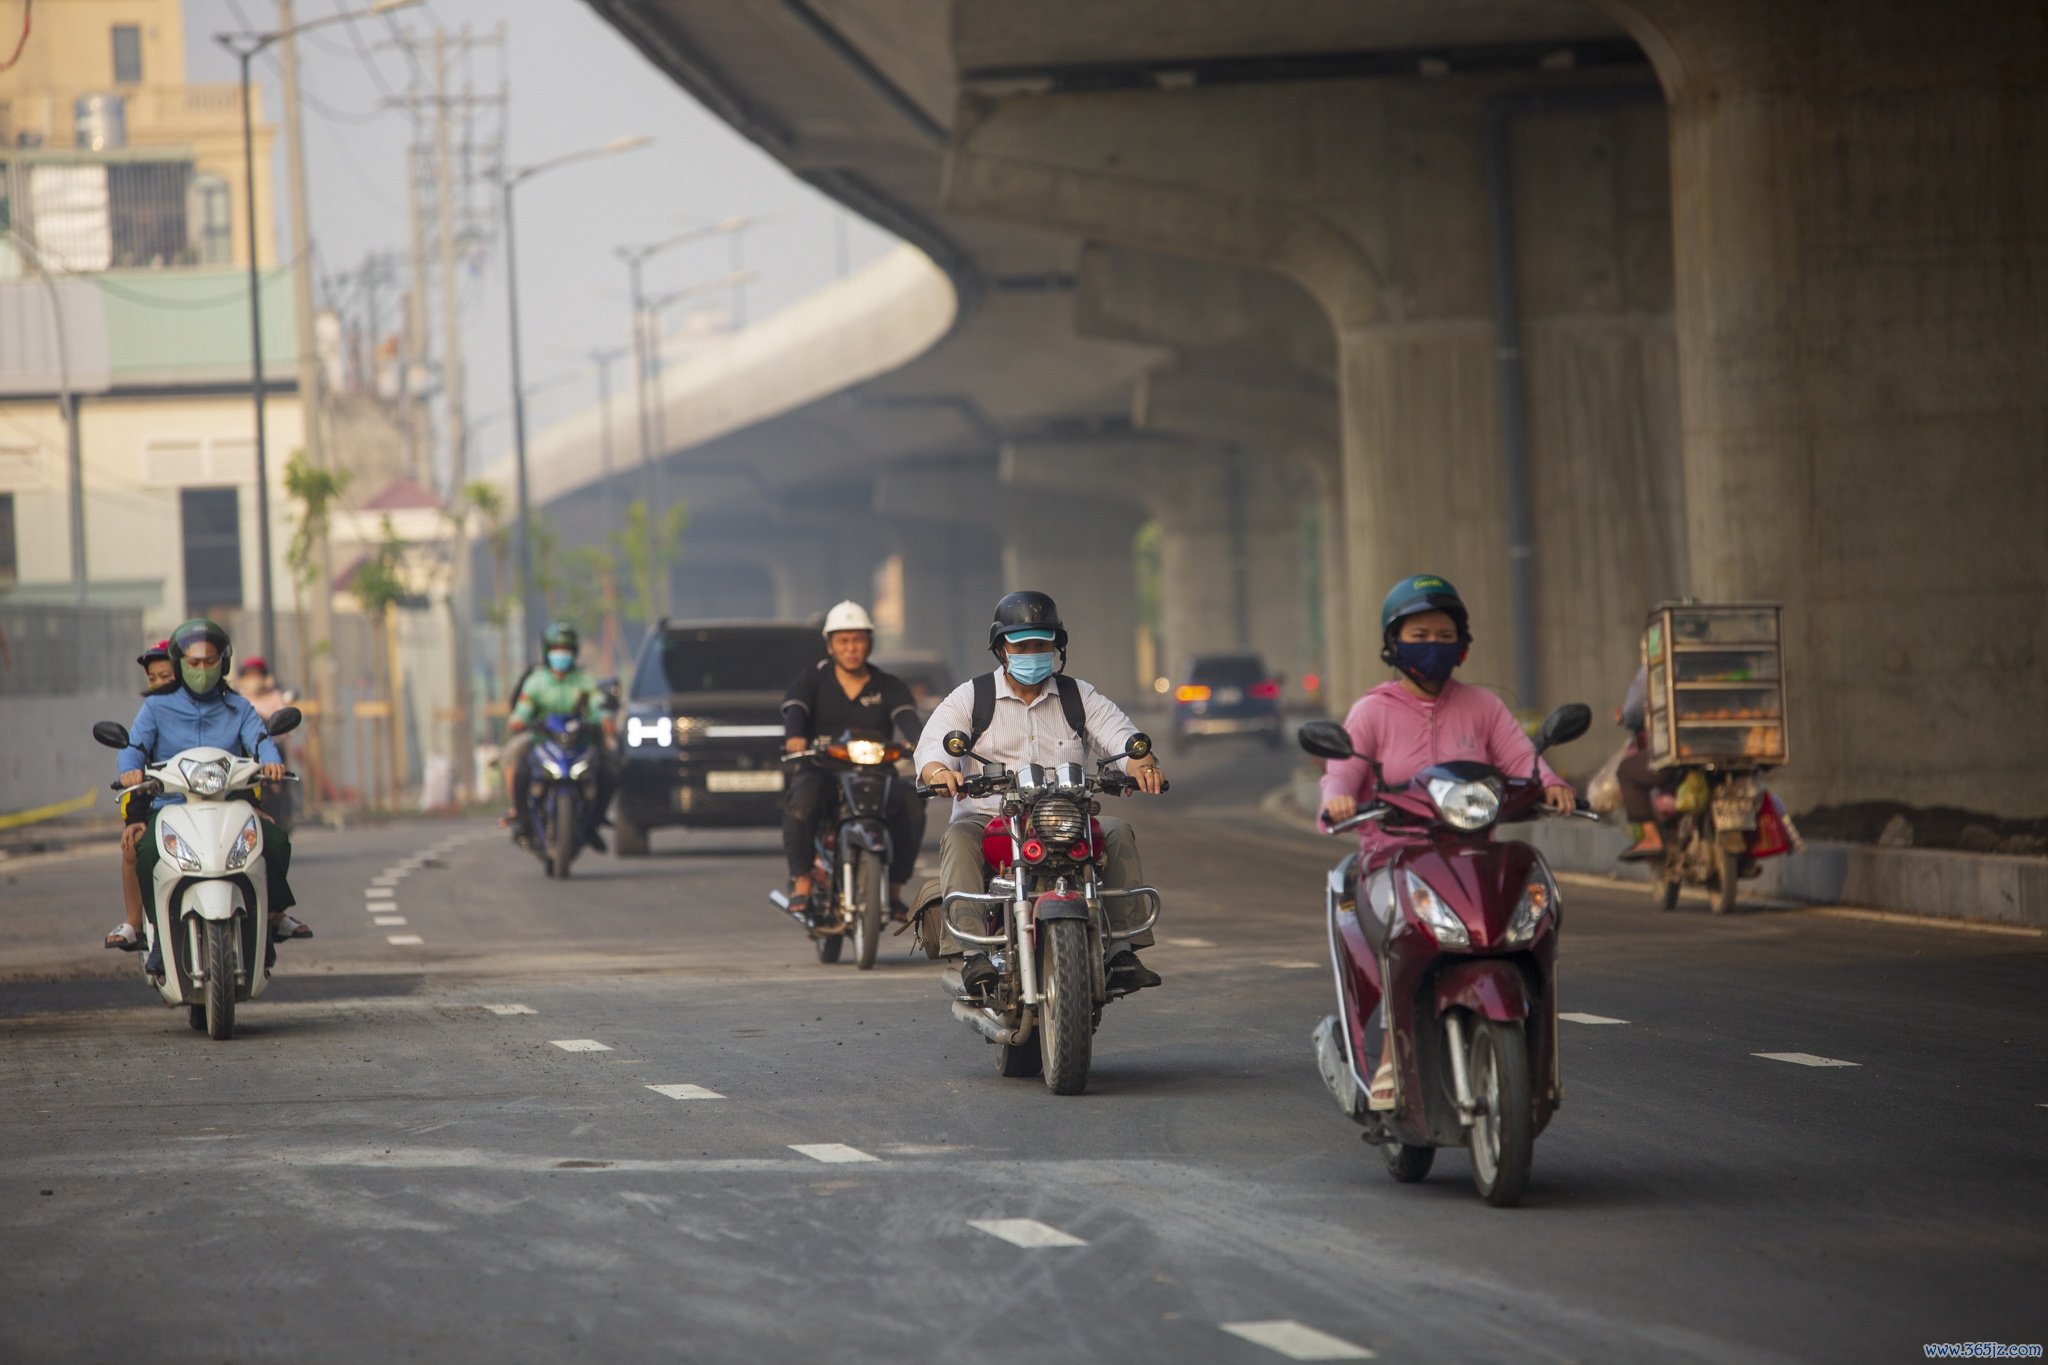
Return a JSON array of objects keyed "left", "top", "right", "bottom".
[
  {"left": 224, "top": 815, "right": 262, "bottom": 871},
  {"left": 626, "top": 716, "right": 672, "bottom": 748},
  {"left": 1505, "top": 873, "right": 1557, "bottom": 945},
  {"left": 180, "top": 757, "right": 232, "bottom": 797},
  {"left": 1405, "top": 870, "right": 1470, "bottom": 948},
  {"left": 160, "top": 822, "right": 202, "bottom": 872},
  {"left": 1427, "top": 776, "right": 1501, "bottom": 831}
]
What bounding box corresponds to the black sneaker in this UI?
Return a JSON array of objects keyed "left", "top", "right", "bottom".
[
  {"left": 959, "top": 953, "right": 999, "bottom": 999},
  {"left": 1104, "top": 948, "right": 1162, "bottom": 992}
]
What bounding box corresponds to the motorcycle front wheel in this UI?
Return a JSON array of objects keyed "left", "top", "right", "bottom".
[
  {"left": 204, "top": 919, "right": 236, "bottom": 1041},
  {"left": 1713, "top": 849, "right": 1742, "bottom": 916},
  {"left": 851, "top": 852, "right": 882, "bottom": 971},
  {"left": 1038, "top": 917, "right": 1094, "bottom": 1095},
  {"left": 550, "top": 795, "right": 579, "bottom": 880},
  {"left": 1467, "top": 1017, "right": 1533, "bottom": 1207}
]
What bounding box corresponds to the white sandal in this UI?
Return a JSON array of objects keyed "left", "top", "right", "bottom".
[
  {"left": 105, "top": 923, "right": 144, "bottom": 952},
  {"left": 1367, "top": 1055, "right": 1398, "bottom": 1111}
]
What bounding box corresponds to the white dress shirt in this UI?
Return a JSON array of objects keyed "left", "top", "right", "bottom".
[{"left": 914, "top": 670, "right": 1139, "bottom": 821}]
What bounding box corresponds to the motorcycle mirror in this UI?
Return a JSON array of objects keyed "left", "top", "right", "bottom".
[
  {"left": 1124, "top": 732, "right": 1152, "bottom": 760},
  {"left": 1533, "top": 702, "right": 1592, "bottom": 754},
  {"left": 92, "top": 721, "right": 131, "bottom": 750},
  {"left": 265, "top": 706, "right": 303, "bottom": 738},
  {"left": 1297, "top": 720, "right": 1355, "bottom": 761},
  {"left": 942, "top": 729, "right": 973, "bottom": 758}
]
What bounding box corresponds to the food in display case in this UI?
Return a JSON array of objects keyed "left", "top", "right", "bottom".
[{"left": 1643, "top": 602, "right": 1787, "bottom": 769}]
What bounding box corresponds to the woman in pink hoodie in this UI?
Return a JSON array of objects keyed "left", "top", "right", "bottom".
[{"left": 1319, "top": 574, "right": 1576, "bottom": 1106}]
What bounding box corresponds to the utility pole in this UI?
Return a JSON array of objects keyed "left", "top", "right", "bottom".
[
  {"left": 434, "top": 26, "right": 472, "bottom": 803},
  {"left": 403, "top": 142, "right": 431, "bottom": 484},
  {"left": 590, "top": 346, "right": 625, "bottom": 550},
  {"left": 274, "top": 0, "right": 339, "bottom": 815}
]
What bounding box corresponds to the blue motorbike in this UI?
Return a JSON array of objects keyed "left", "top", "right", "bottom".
[{"left": 521, "top": 713, "right": 601, "bottom": 879}]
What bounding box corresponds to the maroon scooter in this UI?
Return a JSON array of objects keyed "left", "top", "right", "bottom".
[{"left": 1298, "top": 704, "right": 1593, "bottom": 1207}]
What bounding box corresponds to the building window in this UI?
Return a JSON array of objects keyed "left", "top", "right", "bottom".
[
  {"left": 192, "top": 174, "right": 231, "bottom": 265},
  {"left": 0, "top": 493, "right": 16, "bottom": 586},
  {"left": 112, "top": 26, "right": 143, "bottom": 85},
  {"left": 180, "top": 488, "right": 243, "bottom": 616}
]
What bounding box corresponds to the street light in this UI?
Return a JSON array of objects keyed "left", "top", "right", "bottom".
[
  {"left": 502, "top": 135, "right": 654, "bottom": 640},
  {"left": 216, "top": 0, "right": 421, "bottom": 662},
  {"left": 617, "top": 216, "right": 763, "bottom": 622}
]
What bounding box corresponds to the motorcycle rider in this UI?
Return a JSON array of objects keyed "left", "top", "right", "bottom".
[
  {"left": 106, "top": 641, "right": 178, "bottom": 950},
  {"left": 916, "top": 590, "right": 1168, "bottom": 999},
  {"left": 110, "top": 619, "right": 311, "bottom": 956},
  {"left": 779, "top": 600, "right": 927, "bottom": 916},
  {"left": 503, "top": 620, "right": 614, "bottom": 852},
  {"left": 1319, "top": 575, "right": 1575, "bottom": 1108}
]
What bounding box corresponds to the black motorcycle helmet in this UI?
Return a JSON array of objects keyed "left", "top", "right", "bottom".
[
  {"left": 1377, "top": 573, "right": 1471, "bottom": 667},
  {"left": 986, "top": 590, "right": 1069, "bottom": 664},
  {"left": 169, "top": 617, "right": 233, "bottom": 698}
]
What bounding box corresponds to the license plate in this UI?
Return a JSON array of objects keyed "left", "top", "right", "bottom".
[
  {"left": 1214, "top": 687, "right": 1243, "bottom": 705},
  {"left": 706, "top": 771, "right": 783, "bottom": 793}
]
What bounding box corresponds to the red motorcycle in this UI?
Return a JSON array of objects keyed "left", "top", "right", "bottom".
[{"left": 1298, "top": 704, "right": 1593, "bottom": 1207}]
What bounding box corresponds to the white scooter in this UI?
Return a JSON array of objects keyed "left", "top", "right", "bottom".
[{"left": 93, "top": 707, "right": 302, "bottom": 1040}]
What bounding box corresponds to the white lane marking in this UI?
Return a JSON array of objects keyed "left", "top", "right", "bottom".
[
  {"left": 1809, "top": 906, "right": 2044, "bottom": 938},
  {"left": 789, "top": 1143, "right": 877, "bottom": 1164},
  {"left": 481, "top": 1004, "right": 535, "bottom": 1016},
  {"left": 364, "top": 888, "right": 395, "bottom": 900},
  {"left": 1754, "top": 1051, "right": 1860, "bottom": 1068},
  {"left": 1221, "top": 1321, "right": 1374, "bottom": 1360},
  {"left": 1560, "top": 1012, "right": 1628, "bottom": 1025},
  {"left": 550, "top": 1039, "right": 613, "bottom": 1052},
  {"left": 647, "top": 1084, "right": 725, "bottom": 1100},
  {"left": 372, "top": 875, "right": 404, "bottom": 886},
  {"left": 1270, "top": 960, "right": 1322, "bottom": 970},
  {"left": 386, "top": 934, "right": 424, "bottom": 946},
  {"left": 968, "top": 1218, "right": 1086, "bottom": 1248},
  {"left": 1169, "top": 937, "right": 1217, "bottom": 949},
  {"left": 373, "top": 916, "right": 407, "bottom": 927}
]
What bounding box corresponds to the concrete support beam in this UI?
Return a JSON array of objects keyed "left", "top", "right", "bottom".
[
  {"left": 1598, "top": 0, "right": 2048, "bottom": 811},
  {"left": 947, "top": 72, "right": 1684, "bottom": 723}
]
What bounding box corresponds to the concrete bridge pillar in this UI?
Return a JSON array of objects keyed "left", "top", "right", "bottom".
[
  {"left": 1596, "top": 0, "right": 2048, "bottom": 810},
  {"left": 947, "top": 71, "right": 1685, "bottom": 724}
]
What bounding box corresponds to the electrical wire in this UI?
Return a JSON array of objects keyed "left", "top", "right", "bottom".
[{"left": 0, "top": 0, "right": 28, "bottom": 74}]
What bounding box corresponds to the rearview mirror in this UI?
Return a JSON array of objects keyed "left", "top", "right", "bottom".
[
  {"left": 1124, "top": 732, "right": 1152, "bottom": 761},
  {"left": 942, "top": 729, "right": 973, "bottom": 758},
  {"left": 1297, "top": 720, "right": 1354, "bottom": 761},
  {"left": 1534, "top": 703, "right": 1592, "bottom": 754},
  {"left": 266, "top": 706, "right": 303, "bottom": 738},
  {"left": 92, "top": 721, "right": 131, "bottom": 750}
]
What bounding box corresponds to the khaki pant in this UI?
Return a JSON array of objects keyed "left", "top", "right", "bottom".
[{"left": 930, "top": 813, "right": 1154, "bottom": 956}]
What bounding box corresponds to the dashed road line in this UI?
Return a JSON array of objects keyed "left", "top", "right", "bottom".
[
  {"left": 386, "top": 934, "right": 423, "bottom": 946},
  {"left": 550, "top": 1039, "right": 613, "bottom": 1052},
  {"left": 1560, "top": 1012, "right": 1628, "bottom": 1025},
  {"left": 647, "top": 1084, "right": 725, "bottom": 1100},
  {"left": 1271, "top": 961, "right": 1322, "bottom": 970},
  {"left": 365, "top": 888, "right": 395, "bottom": 901},
  {"left": 480, "top": 1004, "right": 535, "bottom": 1016},
  {"left": 1754, "top": 1051, "right": 1859, "bottom": 1068},
  {"left": 789, "top": 1143, "right": 878, "bottom": 1164},
  {"left": 1170, "top": 937, "right": 1217, "bottom": 949},
  {"left": 373, "top": 916, "right": 407, "bottom": 926},
  {"left": 1220, "top": 1320, "right": 1374, "bottom": 1360},
  {"left": 968, "top": 1218, "right": 1086, "bottom": 1248}
]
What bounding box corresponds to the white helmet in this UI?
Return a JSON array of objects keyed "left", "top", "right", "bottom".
[{"left": 822, "top": 600, "right": 876, "bottom": 636}]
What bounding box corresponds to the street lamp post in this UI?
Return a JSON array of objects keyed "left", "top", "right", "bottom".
[
  {"left": 501, "top": 136, "right": 653, "bottom": 641},
  {"left": 216, "top": 0, "right": 419, "bottom": 661}
]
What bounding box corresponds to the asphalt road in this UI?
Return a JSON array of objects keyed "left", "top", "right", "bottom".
[{"left": 3, "top": 739, "right": 2043, "bottom": 1363}]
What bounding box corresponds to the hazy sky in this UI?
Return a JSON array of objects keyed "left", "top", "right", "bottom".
[{"left": 179, "top": 0, "right": 900, "bottom": 480}]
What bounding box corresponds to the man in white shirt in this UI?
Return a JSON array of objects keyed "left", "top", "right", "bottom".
[{"left": 916, "top": 590, "right": 1168, "bottom": 998}]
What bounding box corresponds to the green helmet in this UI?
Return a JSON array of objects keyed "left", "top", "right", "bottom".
[
  {"left": 169, "top": 617, "right": 233, "bottom": 696},
  {"left": 541, "top": 620, "right": 579, "bottom": 653},
  {"left": 1378, "top": 574, "right": 1470, "bottom": 664}
]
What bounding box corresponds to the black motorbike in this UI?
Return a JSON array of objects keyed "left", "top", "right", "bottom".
[{"left": 768, "top": 729, "right": 905, "bottom": 969}]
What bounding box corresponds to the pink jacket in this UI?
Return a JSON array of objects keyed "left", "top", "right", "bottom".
[{"left": 1319, "top": 681, "right": 1564, "bottom": 847}]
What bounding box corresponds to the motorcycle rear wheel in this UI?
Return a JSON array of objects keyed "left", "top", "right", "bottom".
[
  {"left": 204, "top": 919, "right": 236, "bottom": 1041},
  {"left": 814, "top": 914, "right": 843, "bottom": 963},
  {"left": 1713, "top": 850, "right": 1741, "bottom": 916},
  {"left": 1038, "top": 918, "right": 1094, "bottom": 1095},
  {"left": 1467, "top": 1017, "right": 1533, "bottom": 1207},
  {"left": 187, "top": 1004, "right": 207, "bottom": 1031},
  {"left": 996, "top": 1034, "right": 1043, "bottom": 1078},
  {"left": 1384, "top": 1141, "right": 1435, "bottom": 1183}
]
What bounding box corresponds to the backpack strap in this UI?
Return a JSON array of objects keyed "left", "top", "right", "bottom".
[
  {"left": 1054, "top": 676, "right": 1090, "bottom": 752},
  {"left": 968, "top": 670, "right": 997, "bottom": 751}
]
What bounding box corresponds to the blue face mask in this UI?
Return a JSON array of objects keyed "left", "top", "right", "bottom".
[
  {"left": 1006, "top": 651, "right": 1056, "bottom": 686},
  {"left": 547, "top": 650, "right": 575, "bottom": 673},
  {"left": 1393, "top": 640, "right": 1462, "bottom": 685}
]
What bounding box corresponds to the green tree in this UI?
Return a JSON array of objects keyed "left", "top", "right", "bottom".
[{"left": 609, "top": 497, "right": 689, "bottom": 627}]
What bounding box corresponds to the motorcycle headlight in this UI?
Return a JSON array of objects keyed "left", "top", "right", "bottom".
[
  {"left": 1031, "top": 796, "right": 1088, "bottom": 843},
  {"left": 567, "top": 757, "right": 593, "bottom": 780},
  {"left": 844, "top": 739, "right": 889, "bottom": 766},
  {"left": 626, "top": 716, "right": 673, "bottom": 748},
  {"left": 224, "top": 815, "right": 262, "bottom": 871},
  {"left": 180, "top": 757, "right": 232, "bottom": 797},
  {"left": 160, "top": 822, "right": 202, "bottom": 872},
  {"left": 537, "top": 753, "right": 568, "bottom": 779},
  {"left": 1404, "top": 870, "right": 1470, "bottom": 948},
  {"left": 1427, "top": 777, "right": 1501, "bottom": 831},
  {"left": 1504, "top": 873, "right": 1557, "bottom": 945}
]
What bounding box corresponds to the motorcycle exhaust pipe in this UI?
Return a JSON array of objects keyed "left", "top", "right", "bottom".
[{"left": 950, "top": 999, "right": 1030, "bottom": 1047}]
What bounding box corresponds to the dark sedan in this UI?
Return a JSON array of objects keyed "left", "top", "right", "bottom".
[{"left": 1171, "top": 652, "right": 1284, "bottom": 749}]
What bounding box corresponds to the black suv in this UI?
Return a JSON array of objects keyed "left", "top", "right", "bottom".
[{"left": 614, "top": 620, "right": 823, "bottom": 855}]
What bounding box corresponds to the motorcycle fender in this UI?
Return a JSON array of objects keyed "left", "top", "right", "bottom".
[
  {"left": 1033, "top": 891, "right": 1089, "bottom": 921},
  {"left": 842, "top": 818, "right": 890, "bottom": 855},
  {"left": 1433, "top": 958, "right": 1531, "bottom": 1023},
  {"left": 181, "top": 878, "right": 243, "bottom": 923}
]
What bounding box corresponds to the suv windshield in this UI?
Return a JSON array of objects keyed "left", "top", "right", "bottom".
[
  {"left": 633, "top": 627, "right": 822, "bottom": 698},
  {"left": 1187, "top": 655, "right": 1268, "bottom": 687}
]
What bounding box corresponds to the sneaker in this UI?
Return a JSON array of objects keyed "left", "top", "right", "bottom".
[
  {"left": 959, "top": 953, "right": 999, "bottom": 999},
  {"left": 1104, "top": 948, "right": 1162, "bottom": 992}
]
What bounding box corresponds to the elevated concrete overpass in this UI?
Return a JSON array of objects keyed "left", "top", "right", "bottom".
[{"left": 560, "top": 0, "right": 2045, "bottom": 816}]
